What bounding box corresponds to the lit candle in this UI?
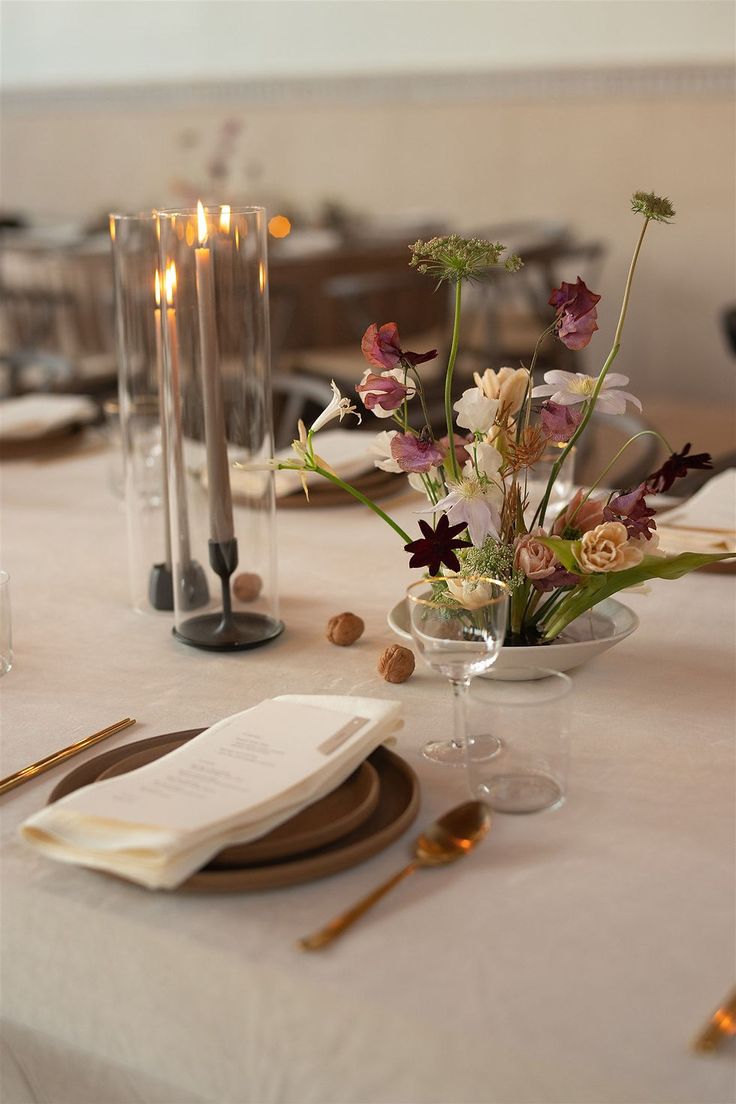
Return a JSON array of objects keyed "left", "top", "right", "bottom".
[
  {"left": 153, "top": 269, "right": 172, "bottom": 568},
  {"left": 163, "top": 262, "right": 193, "bottom": 566},
  {"left": 195, "top": 200, "right": 234, "bottom": 545}
]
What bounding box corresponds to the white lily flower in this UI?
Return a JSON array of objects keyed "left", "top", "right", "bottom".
[
  {"left": 420, "top": 478, "right": 502, "bottom": 547},
  {"left": 310, "top": 380, "right": 362, "bottom": 433},
  {"left": 531, "top": 371, "right": 642, "bottom": 415},
  {"left": 463, "top": 440, "right": 502, "bottom": 481},
  {"left": 368, "top": 429, "right": 402, "bottom": 473},
  {"left": 453, "top": 387, "right": 499, "bottom": 433}
]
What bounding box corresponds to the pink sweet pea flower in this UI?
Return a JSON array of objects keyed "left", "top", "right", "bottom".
[
  {"left": 549, "top": 277, "right": 601, "bottom": 350},
  {"left": 361, "top": 323, "right": 437, "bottom": 371},
  {"left": 539, "top": 400, "right": 583, "bottom": 443},
  {"left": 390, "top": 431, "right": 446, "bottom": 474},
  {"left": 356, "top": 369, "right": 416, "bottom": 418}
]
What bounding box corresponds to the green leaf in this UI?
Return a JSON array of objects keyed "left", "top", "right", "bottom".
[
  {"left": 536, "top": 535, "right": 581, "bottom": 572},
  {"left": 540, "top": 551, "right": 735, "bottom": 639}
]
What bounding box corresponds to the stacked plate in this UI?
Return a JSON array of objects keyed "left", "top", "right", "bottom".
[{"left": 49, "top": 731, "right": 420, "bottom": 892}]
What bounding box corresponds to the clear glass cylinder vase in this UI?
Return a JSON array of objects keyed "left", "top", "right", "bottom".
[
  {"left": 110, "top": 213, "right": 174, "bottom": 613},
  {"left": 157, "top": 205, "right": 283, "bottom": 650}
]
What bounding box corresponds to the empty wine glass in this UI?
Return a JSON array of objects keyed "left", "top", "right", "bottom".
[{"left": 407, "top": 576, "right": 509, "bottom": 767}]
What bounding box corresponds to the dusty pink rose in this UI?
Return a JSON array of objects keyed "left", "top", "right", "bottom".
[
  {"left": 577, "top": 522, "right": 644, "bottom": 573},
  {"left": 514, "top": 528, "right": 557, "bottom": 580},
  {"left": 552, "top": 490, "right": 605, "bottom": 537}
]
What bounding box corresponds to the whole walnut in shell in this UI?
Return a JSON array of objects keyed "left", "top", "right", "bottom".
[
  {"left": 233, "top": 572, "right": 262, "bottom": 602},
  {"left": 326, "top": 612, "right": 365, "bottom": 647},
  {"left": 378, "top": 645, "right": 415, "bottom": 683}
]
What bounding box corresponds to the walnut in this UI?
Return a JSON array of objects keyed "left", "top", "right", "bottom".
[
  {"left": 377, "top": 644, "right": 415, "bottom": 683},
  {"left": 326, "top": 612, "right": 365, "bottom": 647},
  {"left": 233, "top": 572, "right": 262, "bottom": 602}
]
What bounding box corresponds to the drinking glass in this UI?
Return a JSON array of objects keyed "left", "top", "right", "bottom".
[
  {"left": 0, "top": 571, "right": 12, "bottom": 675},
  {"left": 466, "top": 668, "right": 571, "bottom": 813},
  {"left": 528, "top": 444, "right": 576, "bottom": 510},
  {"left": 406, "top": 576, "right": 508, "bottom": 767}
]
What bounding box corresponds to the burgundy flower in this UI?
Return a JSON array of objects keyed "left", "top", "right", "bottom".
[
  {"left": 532, "top": 565, "right": 581, "bottom": 593},
  {"left": 390, "top": 430, "right": 446, "bottom": 474},
  {"left": 645, "top": 443, "right": 713, "bottom": 495},
  {"left": 356, "top": 372, "right": 410, "bottom": 414},
  {"left": 548, "top": 277, "right": 601, "bottom": 351},
  {"left": 539, "top": 400, "right": 583, "bottom": 443},
  {"left": 603, "top": 483, "right": 657, "bottom": 540},
  {"left": 404, "top": 515, "right": 471, "bottom": 575},
  {"left": 361, "top": 323, "right": 437, "bottom": 371}
]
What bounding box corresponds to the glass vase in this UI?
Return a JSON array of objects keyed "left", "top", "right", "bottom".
[
  {"left": 156, "top": 204, "right": 283, "bottom": 650},
  {"left": 110, "top": 212, "right": 174, "bottom": 613}
]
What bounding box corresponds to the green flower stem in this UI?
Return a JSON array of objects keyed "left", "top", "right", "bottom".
[
  {"left": 532, "top": 217, "right": 652, "bottom": 530},
  {"left": 443, "top": 280, "right": 463, "bottom": 483},
  {"left": 565, "top": 429, "right": 674, "bottom": 528},
  {"left": 541, "top": 588, "right": 594, "bottom": 641},
  {"left": 510, "top": 578, "right": 529, "bottom": 635},
  {"left": 517, "top": 322, "right": 557, "bottom": 442},
  {"left": 311, "top": 464, "right": 412, "bottom": 543}
]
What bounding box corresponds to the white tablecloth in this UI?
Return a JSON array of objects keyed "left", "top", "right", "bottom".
[{"left": 1, "top": 450, "right": 734, "bottom": 1104}]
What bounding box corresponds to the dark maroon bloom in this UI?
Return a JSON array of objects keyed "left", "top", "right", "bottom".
[
  {"left": 548, "top": 277, "right": 601, "bottom": 350},
  {"left": 404, "top": 515, "right": 471, "bottom": 575},
  {"left": 532, "top": 566, "right": 581, "bottom": 593},
  {"left": 390, "top": 430, "right": 446, "bottom": 473},
  {"left": 645, "top": 443, "right": 713, "bottom": 494},
  {"left": 356, "top": 372, "right": 410, "bottom": 413},
  {"left": 361, "top": 322, "right": 437, "bottom": 371},
  {"left": 603, "top": 483, "right": 657, "bottom": 540},
  {"left": 539, "top": 400, "right": 583, "bottom": 443}
]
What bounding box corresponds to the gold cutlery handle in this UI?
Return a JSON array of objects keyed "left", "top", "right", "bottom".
[
  {"left": 299, "top": 861, "right": 419, "bottom": 950},
  {"left": 692, "top": 989, "right": 736, "bottom": 1053},
  {"left": 0, "top": 718, "right": 136, "bottom": 796}
]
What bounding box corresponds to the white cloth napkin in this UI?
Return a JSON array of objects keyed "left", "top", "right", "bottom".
[
  {"left": 0, "top": 394, "right": 98, "bottom": 441},
  {"left": 20, "top": 695, "right": 402, "bottom": 890},
  {"left": 231, "top": 429, "right": 376, "bottom": 500},
  {"left": 657, "top": 470, "right": 736, "bottom": 556}
]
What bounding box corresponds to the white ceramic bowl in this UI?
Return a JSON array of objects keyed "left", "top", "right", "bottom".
[{"left": 387, "top": 596, "right": 639, "bottom": 680}]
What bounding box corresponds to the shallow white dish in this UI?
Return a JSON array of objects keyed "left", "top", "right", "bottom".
[{"left": 387, "top": 596, "right": 639, "bottom": 680}]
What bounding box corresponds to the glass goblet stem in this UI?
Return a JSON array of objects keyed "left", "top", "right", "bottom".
[{"left": 450, "top": 676, "right": 471, "bottom": 752}]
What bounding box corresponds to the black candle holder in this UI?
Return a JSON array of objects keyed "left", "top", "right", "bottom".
[
  {"left": 173, "top": 539, "right": 284, "bottom": 651},
  {"left": 148, "top": 559, "right": 210, "bottom": 612}
]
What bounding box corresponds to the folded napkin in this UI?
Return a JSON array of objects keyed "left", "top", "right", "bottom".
[
  {"left": 0, "top": 394, "right": 98, "bottom": 441},
  {"left": 657, "top": 469, "right": 736, "bottom": 555},
  {"left": 230, "top": 429, "right": 376, "bottom": 500},
  {"left": 20, "top": 695, "right": 401, "bottom": 890}
]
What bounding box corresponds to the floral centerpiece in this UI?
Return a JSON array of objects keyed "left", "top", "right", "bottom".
[{"left": 259, "top": 191, "right": 732, "bottom": 644}]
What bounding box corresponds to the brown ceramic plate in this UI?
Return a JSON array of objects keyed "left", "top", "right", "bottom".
[
  {"left": 93, "top": 735, "right": 380, "bottom": 864},
  {"left": 48, "top": 730, "right": 420, "bottom": 893}
]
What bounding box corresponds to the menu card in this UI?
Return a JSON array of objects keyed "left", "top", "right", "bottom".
[{"left": 20, "top": 694, "right": 402, "bottom": 890}]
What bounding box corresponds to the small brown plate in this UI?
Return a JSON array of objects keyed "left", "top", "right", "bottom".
[
  {"left": 94, "top": 736, "right": 380, "bottom": 865},
  {"left": 48, "top": 731, "right": 420, "bottom": 893}
]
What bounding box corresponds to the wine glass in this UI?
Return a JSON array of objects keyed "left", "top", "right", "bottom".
[{"left": 406, "top": 576, "right": 509, "bottom": 767}]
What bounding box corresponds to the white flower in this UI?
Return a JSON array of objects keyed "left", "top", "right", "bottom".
[
  {"left": 531, "top": 371, "right": 641, "bottom": 415},
  {"left": 463, "top": 440, "right": 502, "bottom": 481},
  {"left": 407, "top": 466, "right": 440, "bottom": 495},
  {"left": 445, "top": 578, "right": 497, "bottom": 611},
  {"left": 368, "top": 429, "right": 402, "bottom": 473},
  {"left": 453, "top": 387, "right": 499, "bottom": 434},
  {"left": 421, "top": 478, "right": 502, "bottom": 547},
  {"left": 310, "top": 380, "right": 362, "bottom": 433},
  {"left": 473, "top": 366, "right": 530, "bottom": 415}
]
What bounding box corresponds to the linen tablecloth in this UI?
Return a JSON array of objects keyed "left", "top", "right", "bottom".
[{"left": 1, "top": 449, "right": 734, "bottom": 1104}]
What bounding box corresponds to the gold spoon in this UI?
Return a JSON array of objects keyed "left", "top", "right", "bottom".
[{"left": 298, "top": 800, "right": 491, "bottom": 951}]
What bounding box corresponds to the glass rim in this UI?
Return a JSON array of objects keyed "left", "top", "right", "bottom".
[
  {"left": 155, "top": 205, "right": 266, "bottom": 218},
  {"left": 406, "top": 575, "right": 509, "bottom": 608},
  {"left": 109, "top": 211, "right": 158, "bottom": 224}
]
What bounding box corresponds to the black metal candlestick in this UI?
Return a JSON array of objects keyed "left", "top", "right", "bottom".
[{"left": 173, "top": 538, "right": 283, "bottom": 651}]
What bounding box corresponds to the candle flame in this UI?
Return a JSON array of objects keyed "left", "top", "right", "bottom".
[
  {"left": 164, "top": 262, "right": 177, "bottom": 307},
  {"left": 154, "top": 269, "right": 161, "bottom": 308},
  {"left": 109, "top": 216, "right": 116, "bottom": 242},
  {"left": 258, "top": 262, "right": 265, "bottom": 293},
  {"left": 219, "top": 205, "right": 231, "bottom": 234},
  {"left": 197, "top": 200, "right": 208, "bottom": 246}
]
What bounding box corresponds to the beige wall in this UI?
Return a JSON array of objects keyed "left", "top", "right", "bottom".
[{"left": 2, "top": 71, "right": 734, "bottom": 409}]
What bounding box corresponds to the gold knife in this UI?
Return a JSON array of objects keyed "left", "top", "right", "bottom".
[{"left": 0, "top": 717, "right": 136, "bottom": 796}]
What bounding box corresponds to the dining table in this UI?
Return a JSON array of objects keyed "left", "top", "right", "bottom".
[{"left": 0, "top": 445, "right": 734, "bottom": 1104}]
